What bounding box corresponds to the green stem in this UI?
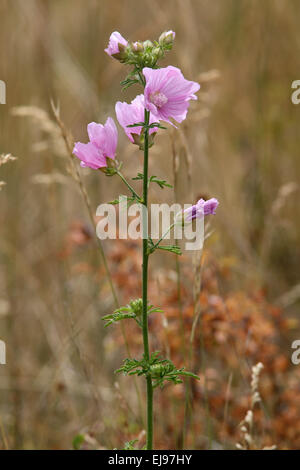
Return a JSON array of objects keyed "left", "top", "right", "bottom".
[
  {"left": 142, "top": 109, "right": 153, "bottom": 450},
  {"left": 116, "top": 170, "right": 141, "bottom": 201}
]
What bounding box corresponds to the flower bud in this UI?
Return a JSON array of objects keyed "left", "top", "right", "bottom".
[
  {"left": 130, "top": 298, "right": 143, "bottom": 315},
  {"left": 105, "top": 31, "right": 129, "bottom": 61},
  {"left": 158, "top": 30, "right": 175, "bottom": 47},
  {"left": 132, "top": 41, "right": 144, "bottom": 53},
  {"left": 143, "top": 40, "right": 153, "bottom": 49},
  {"left": 131, "top": 132, "right": 156, "bottom": 150},
  {"left": 152, "top": 47, "right": 164, "bottom": 61},
  {"left": 111, "top": 43, "right": 128, "bottom": 61},
  {"left": 175, "top": 198, "right": 219, "bottom": 226}
]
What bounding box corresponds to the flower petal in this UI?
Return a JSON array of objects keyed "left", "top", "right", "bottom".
[
  {"left": 103, "top": 117, "right": 118, "bottom": 159},
  {"left": 105, "top": 31, "right": 128, "bottom": 56},
  {"left": 143, "top": 66, "right": 200, "bottom": 124},
  {"left": 73, "top": 142, "right": 107, "bottom": 169}
]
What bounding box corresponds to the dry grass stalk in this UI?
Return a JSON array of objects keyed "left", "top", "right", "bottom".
[
  {"left": 0, "top": 153, "right": 17, "bottom": 191},
  {"left": 236, "top": 363, "right": 276, "bottom": 450},
  {"left": 0, "top": 153, "right": 17, "bottom": 167}
]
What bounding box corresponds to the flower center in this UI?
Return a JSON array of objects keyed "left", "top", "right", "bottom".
[{"left": 150, "top": 91, "right": 168, "bottom": 108}]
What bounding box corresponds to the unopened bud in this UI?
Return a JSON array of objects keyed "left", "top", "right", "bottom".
[
  {"left": 159, "top": 30, "right": 175, "bottom": 47},
  {"left": 111, "top": 43, "right": 128, "bottom": 61},
  {"left": 132, "top": 41, "right": 144, "bottom": 53},
  {"left": 143, "top": 40, "right": 153, "bottom": 49},
  {"left": 132, "top": 132, "right": 156, "bottom": 150},
  {"left": 152, "top": 47, "right": 164, "bottom": 61},
  {"left": 129, "top": 298, "right": 143, "bottom": 315}
]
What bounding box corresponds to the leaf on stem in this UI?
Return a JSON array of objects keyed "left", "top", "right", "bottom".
[
  {"left": 132, "top": 172, "right": 144, "bottom": 181},
  {"left": 157, "top": 244, "right": 182, "bottom": 255},
  {"left": 148, "top": 122, "right": 167, "bottom": 130},
  {"left": 149, "top": 175, "right": 173, "bottom": 189},
  {"left": 116, "top": 351, "right": 200, "bottom": 388},
  {"left": 126, "top": 122, "right": 145, "bottom": 128},
  {"left": 108, "top": 195, "right": 136, "bottom": 206},
  {"left": 103, "top": 299, "right": 162, "bottom": 328},
  {"left": 133, "top": 173, "right": 172, "bottom": 189},
  {"left": 120, "top": 78, "right": 140, "bottom": 91}
]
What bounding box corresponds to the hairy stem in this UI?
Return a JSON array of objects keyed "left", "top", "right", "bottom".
[{"left": 142, "top": 109, "right": 153, "bottom": 449}]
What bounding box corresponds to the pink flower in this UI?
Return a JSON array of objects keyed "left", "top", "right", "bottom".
[
  {"left": 73, "top": 117, "right": 118, "bottom": 169},
  {"left": 184, "top": 198, "right": 219, "bottom": 222},
  {"left": 176, "top": 198, "right": 219, "bottom": 224},
  {"left": 143, "top": 66, "right": 200, "bottom": 124},
  {"left": 105, "top": 31, "right": 128, "bottom": 57},
  {"left": 115, "top": 94, "right": 158, "bottom": 143},
  {"left": 201, "top": 198, "right": 219, "bottom": 216}
]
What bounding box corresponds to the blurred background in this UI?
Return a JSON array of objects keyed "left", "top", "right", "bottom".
[{"left": 0, "top": 0, "right": 300, "bottom": 449}]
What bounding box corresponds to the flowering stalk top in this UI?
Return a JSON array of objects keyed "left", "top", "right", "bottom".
[
  {"left": 73, "top": 117, "right": 118, "bottom": 169},
  {"left": 105, "top": 30, "right": 175, "bottom": 72},
  {"left": 143, "top": 66, "right": 200, "bottom": 124}
]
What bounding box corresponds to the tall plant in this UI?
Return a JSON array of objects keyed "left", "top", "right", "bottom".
[{"left": 73, "top": 30, "right": 218, "bottom": 450}]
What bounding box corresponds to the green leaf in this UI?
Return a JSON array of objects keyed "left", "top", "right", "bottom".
[
  {"left": 115, "top": 351, "right": 199, "bottom": 389},
  {"left": 120, "top": 71, "right": 140, "bottom": 91},
  {"left": 132, "top": 172, "right": 144, "bottom": 181},
  {"left": 108, "top": 198, "right": 121, "bottom": 205},
  {"left": 103, "top": 299, "right": 162, "bottom": 328},
  {"left": 179, "top": 371, "right": 200, "bottom": 380},
  {"left": 157, "top": 244, "right": 182, "bottom": 255},
  {"left": 108, "top": 195, "right": 136, "bottom": 206},
  {"left": 123, "top": 439, "right": 139, "bottom": 450},
  {"left": 121, "top": 79, "right": 139, "bottom": 91},
  {"left": 126, "top": 122, "right": 145, "bottom": 128},
  {"left": 148, "top": 122, "right": 167, "bottom": 130},
  {"left": 149, "top": 175, "right": 173, "bottom": 189},
  {"left": 133, "top": 173, "right": 172, "bottom": 190},
  {"left": 102, "top": 310, "right": 138, "bottom": 328},
  {"left": 72, "top": 434, "right": 85, "bottom": 450}
]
